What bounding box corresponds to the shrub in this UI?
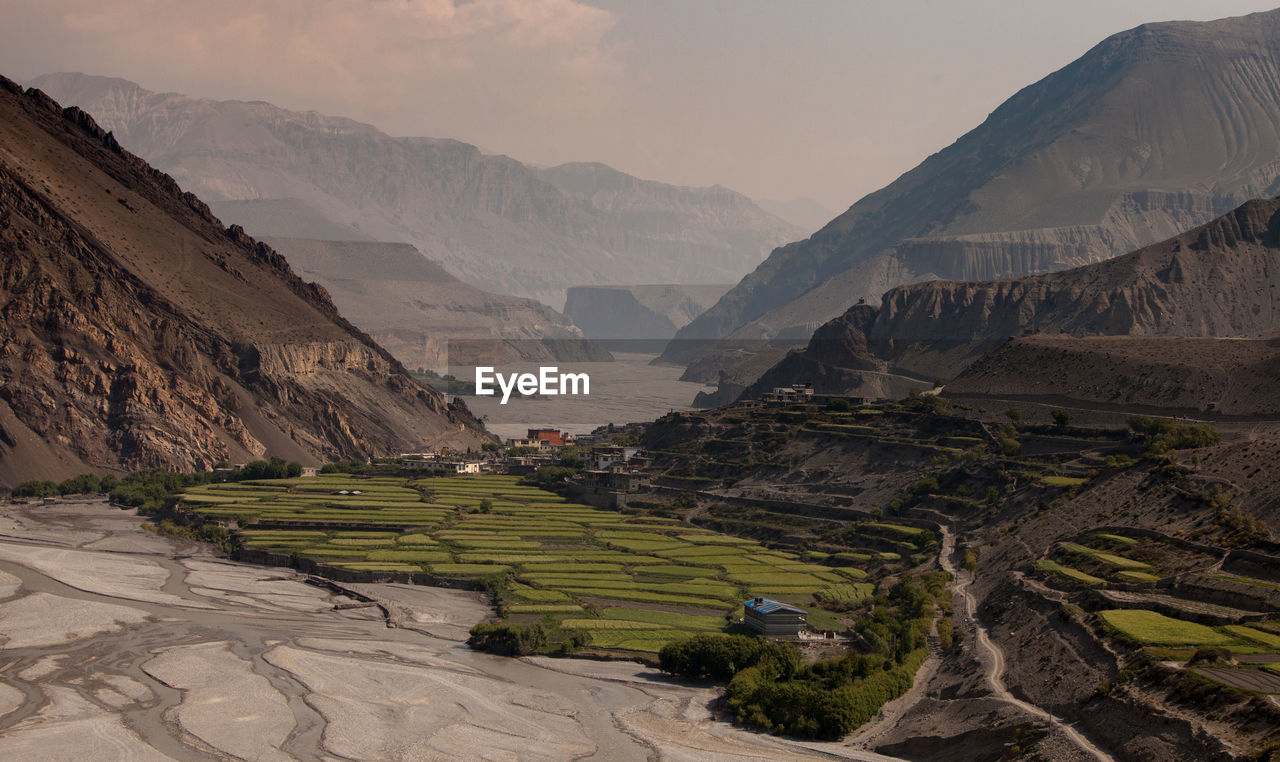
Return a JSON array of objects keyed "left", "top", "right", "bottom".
[
  {"left": 11, "top": 480, "right": 60, "bottom": 498},
  {"left": 1127, "top": 416, "right": 1221, "bottom": 453},
  {"left": 913, "top": 477, "right": 939, "bottom": 496},
  {"left": 658, "top": 634, "right": 798, "bottom": 682},
  {"left": 467, "top": 622, "right": 547, "bottom": 655}
]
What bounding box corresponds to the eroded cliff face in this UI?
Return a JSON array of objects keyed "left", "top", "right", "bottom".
[
  {"left": 664, "top": 9, "right": 1280, "bottom": 362},
  {"left": 0, "top": 77, "right": 487, "bottom": 485},
  {"left": 870, "top": 199, "right": 1280, "bottom": 379},
  {"left": 728, "top": 199, "right": 1280, "bottom": 403}
]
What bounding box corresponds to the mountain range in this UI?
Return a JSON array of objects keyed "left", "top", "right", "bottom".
[
  {"left": 262, "top": 238, "right": 608, "bottom": 372},
  {"left": 562, "top": 284, "right": 733, "bottom": 342},
  {"left": 664, "top": 9, "right": 1280, "bottom": 374},
  {"left": 25, "top": 73, "right": 802, "bottom": 309},
  {"left": 734, "top": 197, "right": 1280, "bottom": 408},
  {"left": 0, "top": 77, "right": 488, "bottom": 487}
]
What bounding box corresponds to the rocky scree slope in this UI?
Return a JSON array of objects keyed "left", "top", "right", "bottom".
[
  {"left": 0, "top": 77, "right": 488, "bottom": 486},
  {"left": 737, "top": 198, "right": 1280, "bottom": 403},
  {"left": 666, "top": 9, "right": 1280, "bottom": 369},
  {"left": 28, "top": 74, "right": 801, "bottom": 307}
]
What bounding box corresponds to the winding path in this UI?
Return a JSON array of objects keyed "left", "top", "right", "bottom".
[{"left": 945, "top": 532, "right": 1115, "bottom": 762}]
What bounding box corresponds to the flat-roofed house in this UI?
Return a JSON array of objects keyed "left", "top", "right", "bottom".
[{"left": 742, "top": 597, "right": 807, "bottom": 637}]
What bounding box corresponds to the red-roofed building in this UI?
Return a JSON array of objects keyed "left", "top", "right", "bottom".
[{"left": 527, "top": 428, "right": 564, "bottom": 447}]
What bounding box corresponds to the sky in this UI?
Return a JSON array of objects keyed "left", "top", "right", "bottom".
[{"left": 2, "top": 0, "right": 1277, "bottom": 212}]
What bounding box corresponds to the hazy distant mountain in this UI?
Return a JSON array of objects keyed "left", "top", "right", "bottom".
[
  {"left": 0, "top": 77, "right": 487, "bottom": 486},
  {"left": 664, "top": 9, "right": 1280, "bottom": 369},
  {"left": 754, "top": 197, "right": 837, "bottom": 233},
  {"left": 264, "top": 238, "right": 609, "bottom": 371},
  {"left": 26, "top": 73, "right": 802, "bottom": 307},
  {"left": 562, "top": 284, "right": 733, "bottom": 341},
  {"left": 734, "top": 198, "right": 1280, "bottom": 405}
]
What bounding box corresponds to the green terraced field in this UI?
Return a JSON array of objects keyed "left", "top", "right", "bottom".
[
  {"left": 1035, "top": 559, "right": 1105, "bottom": 586},
  {"left": 1099, "top": 610, "right": 1237, "bottom": 647},
  {"left": 1060, "top": 542, "right": 1152, "bottom": 571},
  {"left": 1225, "top": 625, "right": 1280, "bottom": 649},
  {"left": 1041, "top": 476, "right": 1088, "bottom": 487},
  {"left": 598, "top": 607, "right": 726, "bottom": 630},
  {"left": 180, "top": 474, "right": 889, "bottom": 653},
  {"left": 1095, "top": 533, "right": 1139, "bottom": 545},
  {"left": 1116, "top": 571, "right": 1161, "bottom": 583},
  {"left": 864, "top": 522, "right": 927, "bottom": 536}
]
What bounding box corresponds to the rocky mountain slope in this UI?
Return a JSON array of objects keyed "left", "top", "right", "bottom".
[
  {"left": 664, "top": 9, "right": 1280, "bottom": 367},
  {"left": 732, "top": 198, "right": 1280, "bottom": 404},
  {"left": 947, "top": 334, "right": 1280, "bottom": 416},
  {"left": 263, "top": 238, "right": 607, "bottom": 371},
  {"left": 562, "top": 284, "right": 732, "bottom": 342},
  {"left": 0, "top": 77, "right": 488, "bottom": 486},
  {"left": 27, "top": 74, "right": 801, "bottom": 307}
]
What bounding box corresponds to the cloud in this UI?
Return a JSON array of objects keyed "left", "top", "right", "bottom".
[{"left": 6, "top": 0, "right": 620, "bottom": 136}]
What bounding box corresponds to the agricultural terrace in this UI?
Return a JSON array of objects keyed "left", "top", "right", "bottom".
[
  {"left": 1097, "top": 610, "right": 1280, "bottom": 693},
  {"left": 180, "top": 475, "right": 873, "bottom": 652},
  {"left": 1032, "top": 531, "right": 1227, "bottom": 589}
]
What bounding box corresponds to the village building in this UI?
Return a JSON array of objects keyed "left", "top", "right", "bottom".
[
  {"left": 507, "top": 437, "right": 547, "bottom": 450},
  {"left": 762, "top": 385, "right": 815, "bottom": 404},
  {"left": 588, "top": 445, "right": 642, "bottom": 470},
  {"left": 742, "top": 597, "right": 807, "bottom": 637},
  {"left": 581, "top": 465, "right": 649, "bottom": 508},
  {"left": 527, "top": 428, "right": 566, "bottom": 447}
]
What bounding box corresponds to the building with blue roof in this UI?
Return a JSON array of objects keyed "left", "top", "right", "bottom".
[{"left": 743, "top": 597, "right": 807, "bottom": 637}]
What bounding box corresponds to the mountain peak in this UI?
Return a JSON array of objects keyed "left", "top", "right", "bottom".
[
  {"left": 32, "top": 72, "right": 801, "bottom": 307},
  {"left": 664, "top": 8, "right": 1280, "bottom": 368}
]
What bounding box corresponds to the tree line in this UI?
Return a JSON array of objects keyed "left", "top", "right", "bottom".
[
  {"left": 9, "top": 456, "right": 304, "bottom": 514},
  {"left": 657, "top": 573, "right": 946, "bottom": 739}
]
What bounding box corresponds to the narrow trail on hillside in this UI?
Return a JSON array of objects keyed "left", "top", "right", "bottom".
[{"left": 947, "top": 536, "right": 1115, "bottom": 762}]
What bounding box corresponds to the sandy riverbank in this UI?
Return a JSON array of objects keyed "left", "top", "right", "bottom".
[{"left": 0, "top": 498, "right": 893, "bottom": 760}]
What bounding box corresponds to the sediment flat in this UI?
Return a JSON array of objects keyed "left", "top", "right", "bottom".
[{"left": 0, "top": 499, "right": 877, "bottom": 760}]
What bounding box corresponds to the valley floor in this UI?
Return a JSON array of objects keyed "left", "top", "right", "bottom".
[{"left": 0, "top": 499, "right": 905, "bottom": 761}]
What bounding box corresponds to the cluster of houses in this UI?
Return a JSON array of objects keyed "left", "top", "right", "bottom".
[{"left": 397, "top": 429, "right": 652, "bottom": 497}]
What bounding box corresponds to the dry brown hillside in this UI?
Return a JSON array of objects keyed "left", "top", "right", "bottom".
[
  {"left": 947, "top": 335, "right": 1280, "bottom": 417},
  {"left": 0, "top": 77, "right": 489, "bottom": 487}
]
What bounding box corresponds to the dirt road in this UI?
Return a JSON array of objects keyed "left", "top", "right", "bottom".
[{"left": 945, "top": 527, "right": 1115, "bottom": 762}]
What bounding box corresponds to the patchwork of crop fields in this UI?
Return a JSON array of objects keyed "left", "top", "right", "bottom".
[
  {"left": 181, "top": 474, "right": 875, "bottom": 652},
  {"left": 1032, "top": 532, "right": 1171, "bottom": 590},
  {"left": 1100, "top": 610, "right": 1279, "bottom": 651}
]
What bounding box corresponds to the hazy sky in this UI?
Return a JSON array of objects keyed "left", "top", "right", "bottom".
[{"left": 2, "top": 1, "right": 1277, "bottom": 211}]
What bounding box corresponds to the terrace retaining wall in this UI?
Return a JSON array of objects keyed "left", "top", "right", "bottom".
[{"left": 234, "top": 547, "right": 484, "bottom": 589}]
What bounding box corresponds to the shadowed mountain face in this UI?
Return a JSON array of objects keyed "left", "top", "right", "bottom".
[
  {"left": 0, "top": 77, "right": 489, "bottom": 486},
  {"left": 26, "top": 74, "right": 801, "bottom": 308},
  {"left": 735, "top": 198, "right": 1280, "bottom": 404},
  {"left": 665, "top": 9, "right": 1280, "bottom": 367}
]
